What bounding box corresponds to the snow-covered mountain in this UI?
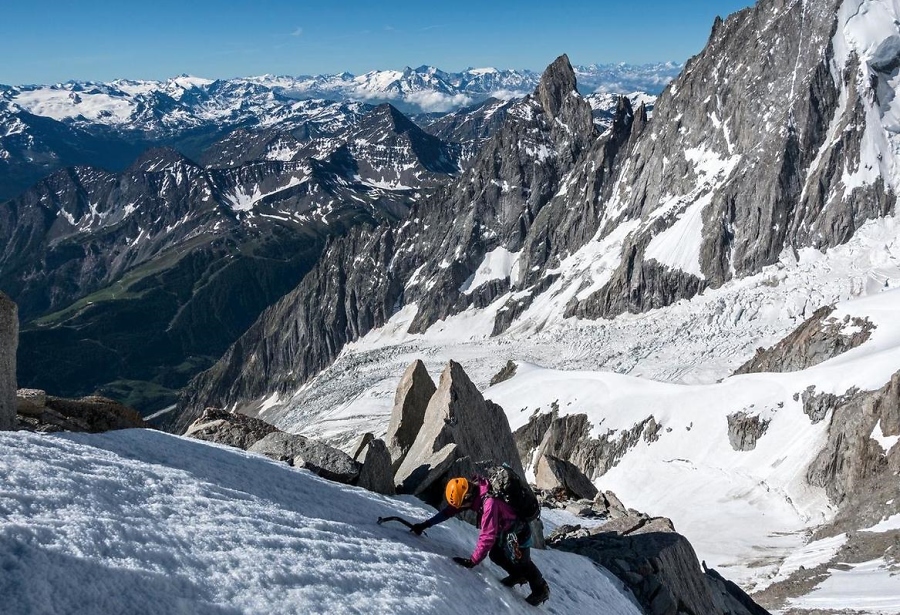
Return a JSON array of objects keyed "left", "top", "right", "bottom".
[
  {"left": 0, "top": 428, "right": 641, "bottom": 614},
  {"left": 0, "top": 63, "right": 675, "bottom": 202},
  {"left": 170, "top": 0, "right": 900, "bottom": 611},
  {"left": 1, "top": 64, "right": 677, "bottom": 136},
  {"left": 0, "top": 90, "right": 369, "bottom": 201},
  {"left": 247, "top": 63, "right": 679, "bottom": 113},
  {"left": 5, "top": 77, "right": 369, "bottom": 134}
]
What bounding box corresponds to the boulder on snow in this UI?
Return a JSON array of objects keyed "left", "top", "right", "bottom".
[
  {"left": 356, "top": 438, "right": 395, "bottom": 495},
  {"left": 385, "top": 360, "right": 436, "bottom": 469},
  {"left": 0, "top": 292, "right": 17, "bottom": 431},
  {"left": 726, "top": 411, "right": 771, "bottom": 451},
  {"left": 535, "top": 453, "right": 599, "bottom": 500},
  {"left": 489, "top": 360, "right": 518, "bottom": 386},
  {"left": 249, "top": 431, "right": 360, "bottom": 484},
  {"left": 394, "top": 360, "right": 525, "bottom": 498},
  {"left": 184, "top": 407, "right": 278, "bottom": 450}
]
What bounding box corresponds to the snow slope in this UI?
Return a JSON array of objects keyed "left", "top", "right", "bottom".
[
  {"left": 787, "top": 558, "right": 900, "bottom": 615},
  {"left": 0, "top": 429, "right": 640, "bottom": 615}
]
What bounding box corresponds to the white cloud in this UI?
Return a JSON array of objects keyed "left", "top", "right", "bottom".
[
  {"left": 489, "top": 88, "right": 528, "bottom": 101},
  {"left": 404, "top": 90, "right": 474, "bottom": 113}
]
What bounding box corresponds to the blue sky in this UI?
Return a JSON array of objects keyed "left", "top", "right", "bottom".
[{"left": 2, "top": 1, "right": 754, "bottom": 85}]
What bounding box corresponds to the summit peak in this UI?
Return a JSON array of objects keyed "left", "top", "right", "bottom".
[{"left": 536, "top": 54, "right": 578, "bottom": 120}]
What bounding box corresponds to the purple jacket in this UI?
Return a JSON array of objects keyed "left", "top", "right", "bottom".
[
  {"left": 423, "top": 478, "right": 519, "bottom": 565},
  {"left": 469, "top": 479, "right": 518, "bottom": 564}
]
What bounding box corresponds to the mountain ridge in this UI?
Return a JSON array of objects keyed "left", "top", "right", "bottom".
[{"left": 2, "top": 101, "right": 467, "bottom": 409}]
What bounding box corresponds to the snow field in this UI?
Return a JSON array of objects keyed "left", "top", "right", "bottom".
[
  {"left": 486, "top": 279, "right": 900, "bottom": 589},
  {"left": 0, "top": 430, "right": 640, "bottom": 615},
  {"left": 786, "top": 558, "right": 900, "bottom": 615}
]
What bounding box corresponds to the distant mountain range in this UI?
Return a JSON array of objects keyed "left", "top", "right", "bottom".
[
  {"left": 0, "top": 63, "right": 674, "bottom": 202},
  {"left": 248, "top": 63, "right": 681, "bottom": 113},
  {"left": 3, "top": 63, "right": 680, "bottom": 122}
]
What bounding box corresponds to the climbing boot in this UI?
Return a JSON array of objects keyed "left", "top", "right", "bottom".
[{"left": 525, "top": 580, "right": 550, "bottom": 606}]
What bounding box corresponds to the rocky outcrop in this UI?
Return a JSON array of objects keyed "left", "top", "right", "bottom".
[
  {"left": 15, "top": 391, "right": 148, "bottom": 433},
  {"left": 550, "top": 515, "right": 769, "bottom": 615},
  {"left": 735, "top": 306, "right": 876, "bottom": 375},
  {"left": 537, "top": 486, "right": 628, "bottom": 520},
  {"left": 565, "top": 248, "right": 707, "bottom": 320},
  {"left": 394, "top": 360, "right": 525, "bottom": 497},
  {"left": 534, "top": 454, "right": 599, "bottom": 500},
  {"left": 183, "top": 407, "right": 393, "bottom": 492},
  {"left": 726, "top": 412, "right": 770, "bottom": 451},
  {"left": 595, "top": 490, "right": 630, "bottom": 519},
  {"left": 0, "top": 292, "right": 16, "bottom": 430},
  {"left": 514, "top": 410, "right": 660, "bottom": 481},
  {"left": 184, "top": 407, "right": 278, "bottom": 450},
  {"left": 385, "top": 360, "right": 436, "bottom": 469},
  {"left": 248, "top": 431, "right": 361, "bottom": 484},
  {"left": 489, "top": 360, "right": 517, "bottom": 386},
  {"left": 798, "top": 385, "right": 859, "bottom": 424},
  {"left": 806, "top": 370, "right": 900, "bottom": 506},
  {"left": 537, "top": 55, "right": 594, "bottom": 131},
  {"left": 356, "top": 438, "right": 395, "bottom": 496}
]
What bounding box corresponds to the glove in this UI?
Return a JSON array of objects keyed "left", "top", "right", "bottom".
[
  {"left": 452, "top": 556, "right": 475, "bottom": 568},
  {"left": 410, "top": 523, "right": 427, "bottom": 535}
]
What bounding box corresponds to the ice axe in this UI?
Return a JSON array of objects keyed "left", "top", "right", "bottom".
[{"left": 377, "top": 516, "right": 427, "bottom": 536}]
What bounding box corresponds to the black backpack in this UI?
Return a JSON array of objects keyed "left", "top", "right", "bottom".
[{"left": 485, "top": 463, "right": 541, "bottom": 522}]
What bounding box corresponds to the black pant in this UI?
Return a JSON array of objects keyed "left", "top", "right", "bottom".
[{"left": 488, "top": 536, "right": 544, "bottom": 591}]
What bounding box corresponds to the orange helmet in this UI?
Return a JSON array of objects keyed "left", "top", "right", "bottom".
[{"left": 445, "top": 477, "right": 469, "bottom": 508}]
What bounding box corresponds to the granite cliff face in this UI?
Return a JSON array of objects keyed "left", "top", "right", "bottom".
[{"left": 568, "top": 0, "right": 896, "bottom": 318}]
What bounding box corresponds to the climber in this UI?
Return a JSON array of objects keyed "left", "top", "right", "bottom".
[{"left": 410, "top": 475, "right": 550, "bottom": 606}]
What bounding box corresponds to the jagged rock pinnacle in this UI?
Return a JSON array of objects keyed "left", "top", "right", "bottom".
[{"left": 536, "top": 54, "right": 578, "bottom": 120}]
